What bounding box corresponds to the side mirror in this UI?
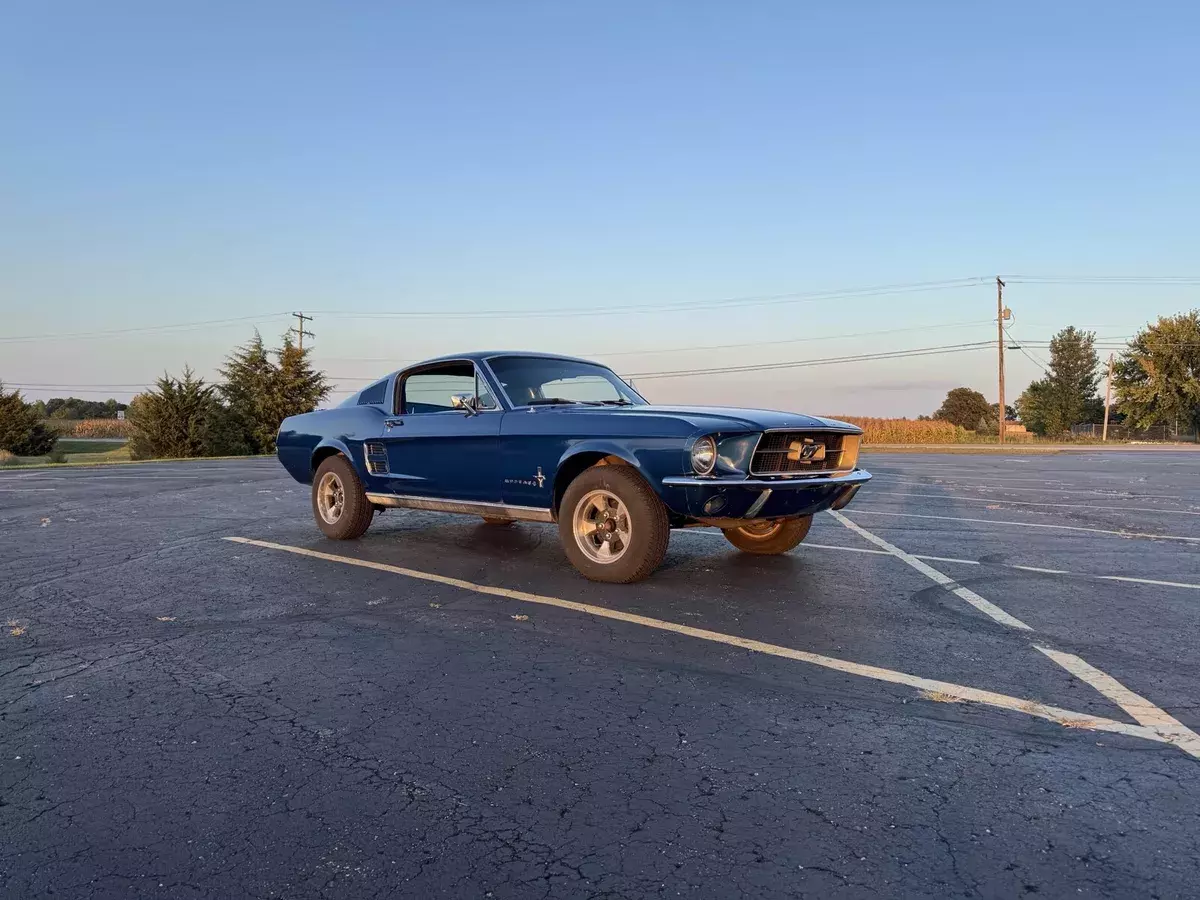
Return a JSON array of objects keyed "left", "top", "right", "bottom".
[{"left": 450, "top": 393, "right": 478, "bottom": 416}]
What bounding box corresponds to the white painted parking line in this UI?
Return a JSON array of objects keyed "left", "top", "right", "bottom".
[
  {"left": 847, "top": 509, "right": 1200, "bottom": 543},
  {"left": 0, "top": 488, "right": 56, "bottom": 492},
  {"left": 1036, "top": 647, "right": 1200, "bottom": 759},
  {"left": 680, "top": 529, "right": 1200, "bottom": 590},
  {"left": 866, "top": 489, "right": 1200, "bottom": 517},
  {"left": 223, "top": 535, "right": 1191, "bottom": 756},
  {"left": 871, "top": 474, "right": 1187, "bottom": 501},
  {"left": 1099, "top": 574, "right": 1200, "bottom": 591},
  {"left": 827, "top": 512, "right": 1032, "bottom": 630},
  {"left": 826, "top": 515, "right": 1200, "bottom": 760},
  {"left": 684, "top": 530, "right": 892, "bottom": 556}
]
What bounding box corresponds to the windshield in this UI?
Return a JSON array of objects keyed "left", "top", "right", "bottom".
[{"left": 486, "top": 356, "right": 647, "bottom": 408}]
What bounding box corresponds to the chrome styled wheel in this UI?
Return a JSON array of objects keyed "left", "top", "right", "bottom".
[
  {"left": 722, "top": 515, "right": 813, "bottom": 555},
  {"left": 316, "top": 471, "right": 346, "bottom": 524},
  {"left": 572, "top": 489, "right": 632, "bottom": 564},
  {"left": 736, "top": 520, "right": 782, "bottom": 539}
]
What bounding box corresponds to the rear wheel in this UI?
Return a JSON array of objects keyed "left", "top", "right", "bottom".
[
  {"left": 558, "top": 466, "right": 669, "bottom": 583},
  {"left": 722, "top": 516, "right": 812, "bottom": 555},
  {"left": 312, "top": 455, "right": 374, "bottom": 540}
]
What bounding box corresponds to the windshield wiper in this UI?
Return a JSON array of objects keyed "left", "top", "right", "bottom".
[
  {"left": 597, "top": 399, "right": 634, "bottom": 406},
  {"left": 526, "top": 397, "right": 585, "bottom": 406}
]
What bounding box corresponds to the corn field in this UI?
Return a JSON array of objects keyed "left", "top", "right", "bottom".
[
  {"left": 65, "top": 418, "right": 131, "bottom": 439},
  {"left": 827, "top": 416, "right": 959, "bottom": 445}
]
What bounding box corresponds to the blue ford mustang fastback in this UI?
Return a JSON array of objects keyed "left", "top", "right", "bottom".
[{"left": 277, "top": 351, "right": 871, "bottom": 582}]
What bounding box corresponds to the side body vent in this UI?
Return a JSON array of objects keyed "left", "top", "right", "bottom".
[{"left": 364, "top": 442, "right": 389, "bottom": 476}]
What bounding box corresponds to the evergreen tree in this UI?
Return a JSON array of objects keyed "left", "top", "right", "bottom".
[
  {"left": 127, "top": 368, "right": 225, "bottom": 459},
  {"left": 217, "top": 332, "right": 278, "bottom": 454},
  {"left": 1113, "top": 311, "right": 1200, "bottom": 433},
  {"left": 273, "top": 334, "right": 330, "bottom": 425},
  {"left": 0, "top": 382, "right": 58, "bottom": 456}
]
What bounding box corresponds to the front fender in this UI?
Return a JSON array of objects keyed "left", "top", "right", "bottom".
[{"left": 557, "top": 439, "right": 656, "bottom": 484}]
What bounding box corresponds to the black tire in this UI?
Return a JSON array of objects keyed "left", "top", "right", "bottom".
[
  {"left": 481, "top": 516, "right": 515, "bottom": 526},
  {"left": 558, "top": 465, "right": 670, "bottom": 583},
  {"left": 311, "top": 455, "right": 374, "bottom": 540},
  {"left": 722, "top": 516, "right": 812, "bottom": 555}
]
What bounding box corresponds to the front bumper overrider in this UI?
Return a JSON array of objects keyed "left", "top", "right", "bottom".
[{"left": 659, "top": 469, "right": 871, "bottom": 520}]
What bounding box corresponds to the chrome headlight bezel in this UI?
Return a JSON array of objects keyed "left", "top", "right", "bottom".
[{"left": 690, "top": 435, "right": 717, "bottom": 475}]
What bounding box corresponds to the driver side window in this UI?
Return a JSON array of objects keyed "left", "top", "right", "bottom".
[{"left": 400, "top": 362, "right": 495, "bottom": 415}]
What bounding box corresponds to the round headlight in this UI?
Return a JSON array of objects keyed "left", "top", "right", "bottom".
[{"left": 691, "top": 435, "right": 717, "bottom": 475}]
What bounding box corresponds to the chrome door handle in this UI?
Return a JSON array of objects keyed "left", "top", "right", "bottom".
[{"left": 384, "top": 418, "right": 403, "bottom": 430}]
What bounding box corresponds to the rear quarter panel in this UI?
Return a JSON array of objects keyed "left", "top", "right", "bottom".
[{"left": 277, "top": 406, "right": 390, "bottom": 487}]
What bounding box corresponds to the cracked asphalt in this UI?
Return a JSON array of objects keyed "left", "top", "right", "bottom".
[{"left": 2, "top": 450, "right": 1199, "bottom": 898}]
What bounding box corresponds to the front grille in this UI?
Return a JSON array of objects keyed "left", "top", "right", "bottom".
[
  {"left": 750, "top": 431, "right": 857, "bottom": 476},
  {"left": 364, "top": 442, "right": 389, "bottom": 476}
]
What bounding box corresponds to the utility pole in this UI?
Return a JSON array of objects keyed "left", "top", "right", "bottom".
[
  {"left": 291, "top": 312, "right": 314, "bottom": 351},
  {"left": 1101, "top": 352, "right": 1114, "bottom": 441},
  {"left": 996, "top": 277, "right": 1009, "bottom": 444}
]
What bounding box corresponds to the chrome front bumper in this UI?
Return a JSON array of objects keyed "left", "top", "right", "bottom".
[{"left": 659, "top": 468, "right": 871, "bottom": 520}]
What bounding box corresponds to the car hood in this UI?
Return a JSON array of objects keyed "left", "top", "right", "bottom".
[{"left": 551, "top": 404, "right": 861, "bottom": 433}]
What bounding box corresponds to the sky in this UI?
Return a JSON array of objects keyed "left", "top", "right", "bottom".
[{"left": 1, "top": 1, "right": 1198, "bottom": 415}]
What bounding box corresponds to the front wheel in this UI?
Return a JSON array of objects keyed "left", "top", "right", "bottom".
[
  {"left": 558, "top": 466, "right": 670, "bottom": 583},
  {"left": 722, "top": 516, "right": 812, "bottom": 555},
  {"left": 312, "top": 455, "right": 374, "bottom": 540}
]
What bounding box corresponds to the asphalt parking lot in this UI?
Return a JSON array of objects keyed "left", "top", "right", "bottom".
[{"left": 3, "top": 450, "right": 1199, "bottom": 899}]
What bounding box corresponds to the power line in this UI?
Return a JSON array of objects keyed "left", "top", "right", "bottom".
[
  {"left": 623, "top": 342, "right": 994, "bottom": 381},
  {"left": 1006, "top": 275, "right": 1200, "bottom": 284},
  {"left": 313, "top": 319, "right": 994, "bottom": 366},
  {"left": 0, "top": 312, "right": 290, "bottom": 344},
  {"left": 1003, "top": 326, "right": 1052, "bottom": 374},
  {"left": 306, "top": 277, "right": 994, "bottom": 321}
]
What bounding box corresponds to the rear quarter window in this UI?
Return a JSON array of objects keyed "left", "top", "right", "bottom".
[{"left": 357, "top": 379, "right": 388, "bottom": 406}]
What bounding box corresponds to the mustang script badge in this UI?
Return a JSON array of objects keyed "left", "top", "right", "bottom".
[{"left": 787, "top": 439, "right": 826, "bottom": 462}]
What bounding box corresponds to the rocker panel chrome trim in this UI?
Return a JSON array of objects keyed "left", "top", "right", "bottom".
[{"left": 365, "top": 492, "right": 554, "bottom": 522}]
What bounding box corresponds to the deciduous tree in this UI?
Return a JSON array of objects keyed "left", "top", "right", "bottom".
[
  {"left": 1113, "top": 311, "right": 1200, "bottom": 433},
  {"left": 1014, "top": 327, "right": 1102, "bottom": 435},
  {"left": 933, "top": 387, "right": 992, "bottom": 430}
]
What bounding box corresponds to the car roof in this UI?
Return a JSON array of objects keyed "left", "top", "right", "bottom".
[{"left": 410, "top": 351, "right": 603, "bottom": 368}]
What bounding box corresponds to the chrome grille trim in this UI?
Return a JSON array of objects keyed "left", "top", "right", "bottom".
[{"left": 749, "top": 430, "right": 850, "bottom": 476}]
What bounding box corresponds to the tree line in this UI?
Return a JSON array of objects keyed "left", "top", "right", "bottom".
[
  {"left": 126, "top": 333, "right": 329, "bottom": 459},
  {"left": 928, "top": 311, "right": 1200, "bottom": 437},
  {"left": 30, "top": 397, "right": 129, "bottom": 420},
  {"left": 0, "top": 332, "right": 329, "bottom": 460}
]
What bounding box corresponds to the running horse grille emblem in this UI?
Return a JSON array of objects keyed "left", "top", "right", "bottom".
[{"left": 787, "top": 439, "right": 825, "bottom": 462}]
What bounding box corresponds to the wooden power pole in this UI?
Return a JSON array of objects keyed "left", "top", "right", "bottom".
[
  {"left": 291, "top": 312, "right": 314, "bottom": 351},
  {"left": 1102, "top": 352, "right": 1114, "bottom": 441},
  {"left": 996, "top": 277, "right": 1007, "bottom": 444}
]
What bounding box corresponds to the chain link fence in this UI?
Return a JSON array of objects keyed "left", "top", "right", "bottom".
[{"left": 1071, "top": 423, "right": 1198, "bottom": 442}]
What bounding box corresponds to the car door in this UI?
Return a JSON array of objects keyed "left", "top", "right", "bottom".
[{"left": 376, "top": 361, "right": 503, "bottom": 501}]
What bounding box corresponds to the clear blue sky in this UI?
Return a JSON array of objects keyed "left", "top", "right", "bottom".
[{"left": 2, "top": 1, "right": 1197, "bottom": 415}]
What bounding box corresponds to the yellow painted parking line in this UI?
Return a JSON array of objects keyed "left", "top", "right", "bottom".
[{"left": 223, "top": 535, "right": 1193, "bottom": 757}]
